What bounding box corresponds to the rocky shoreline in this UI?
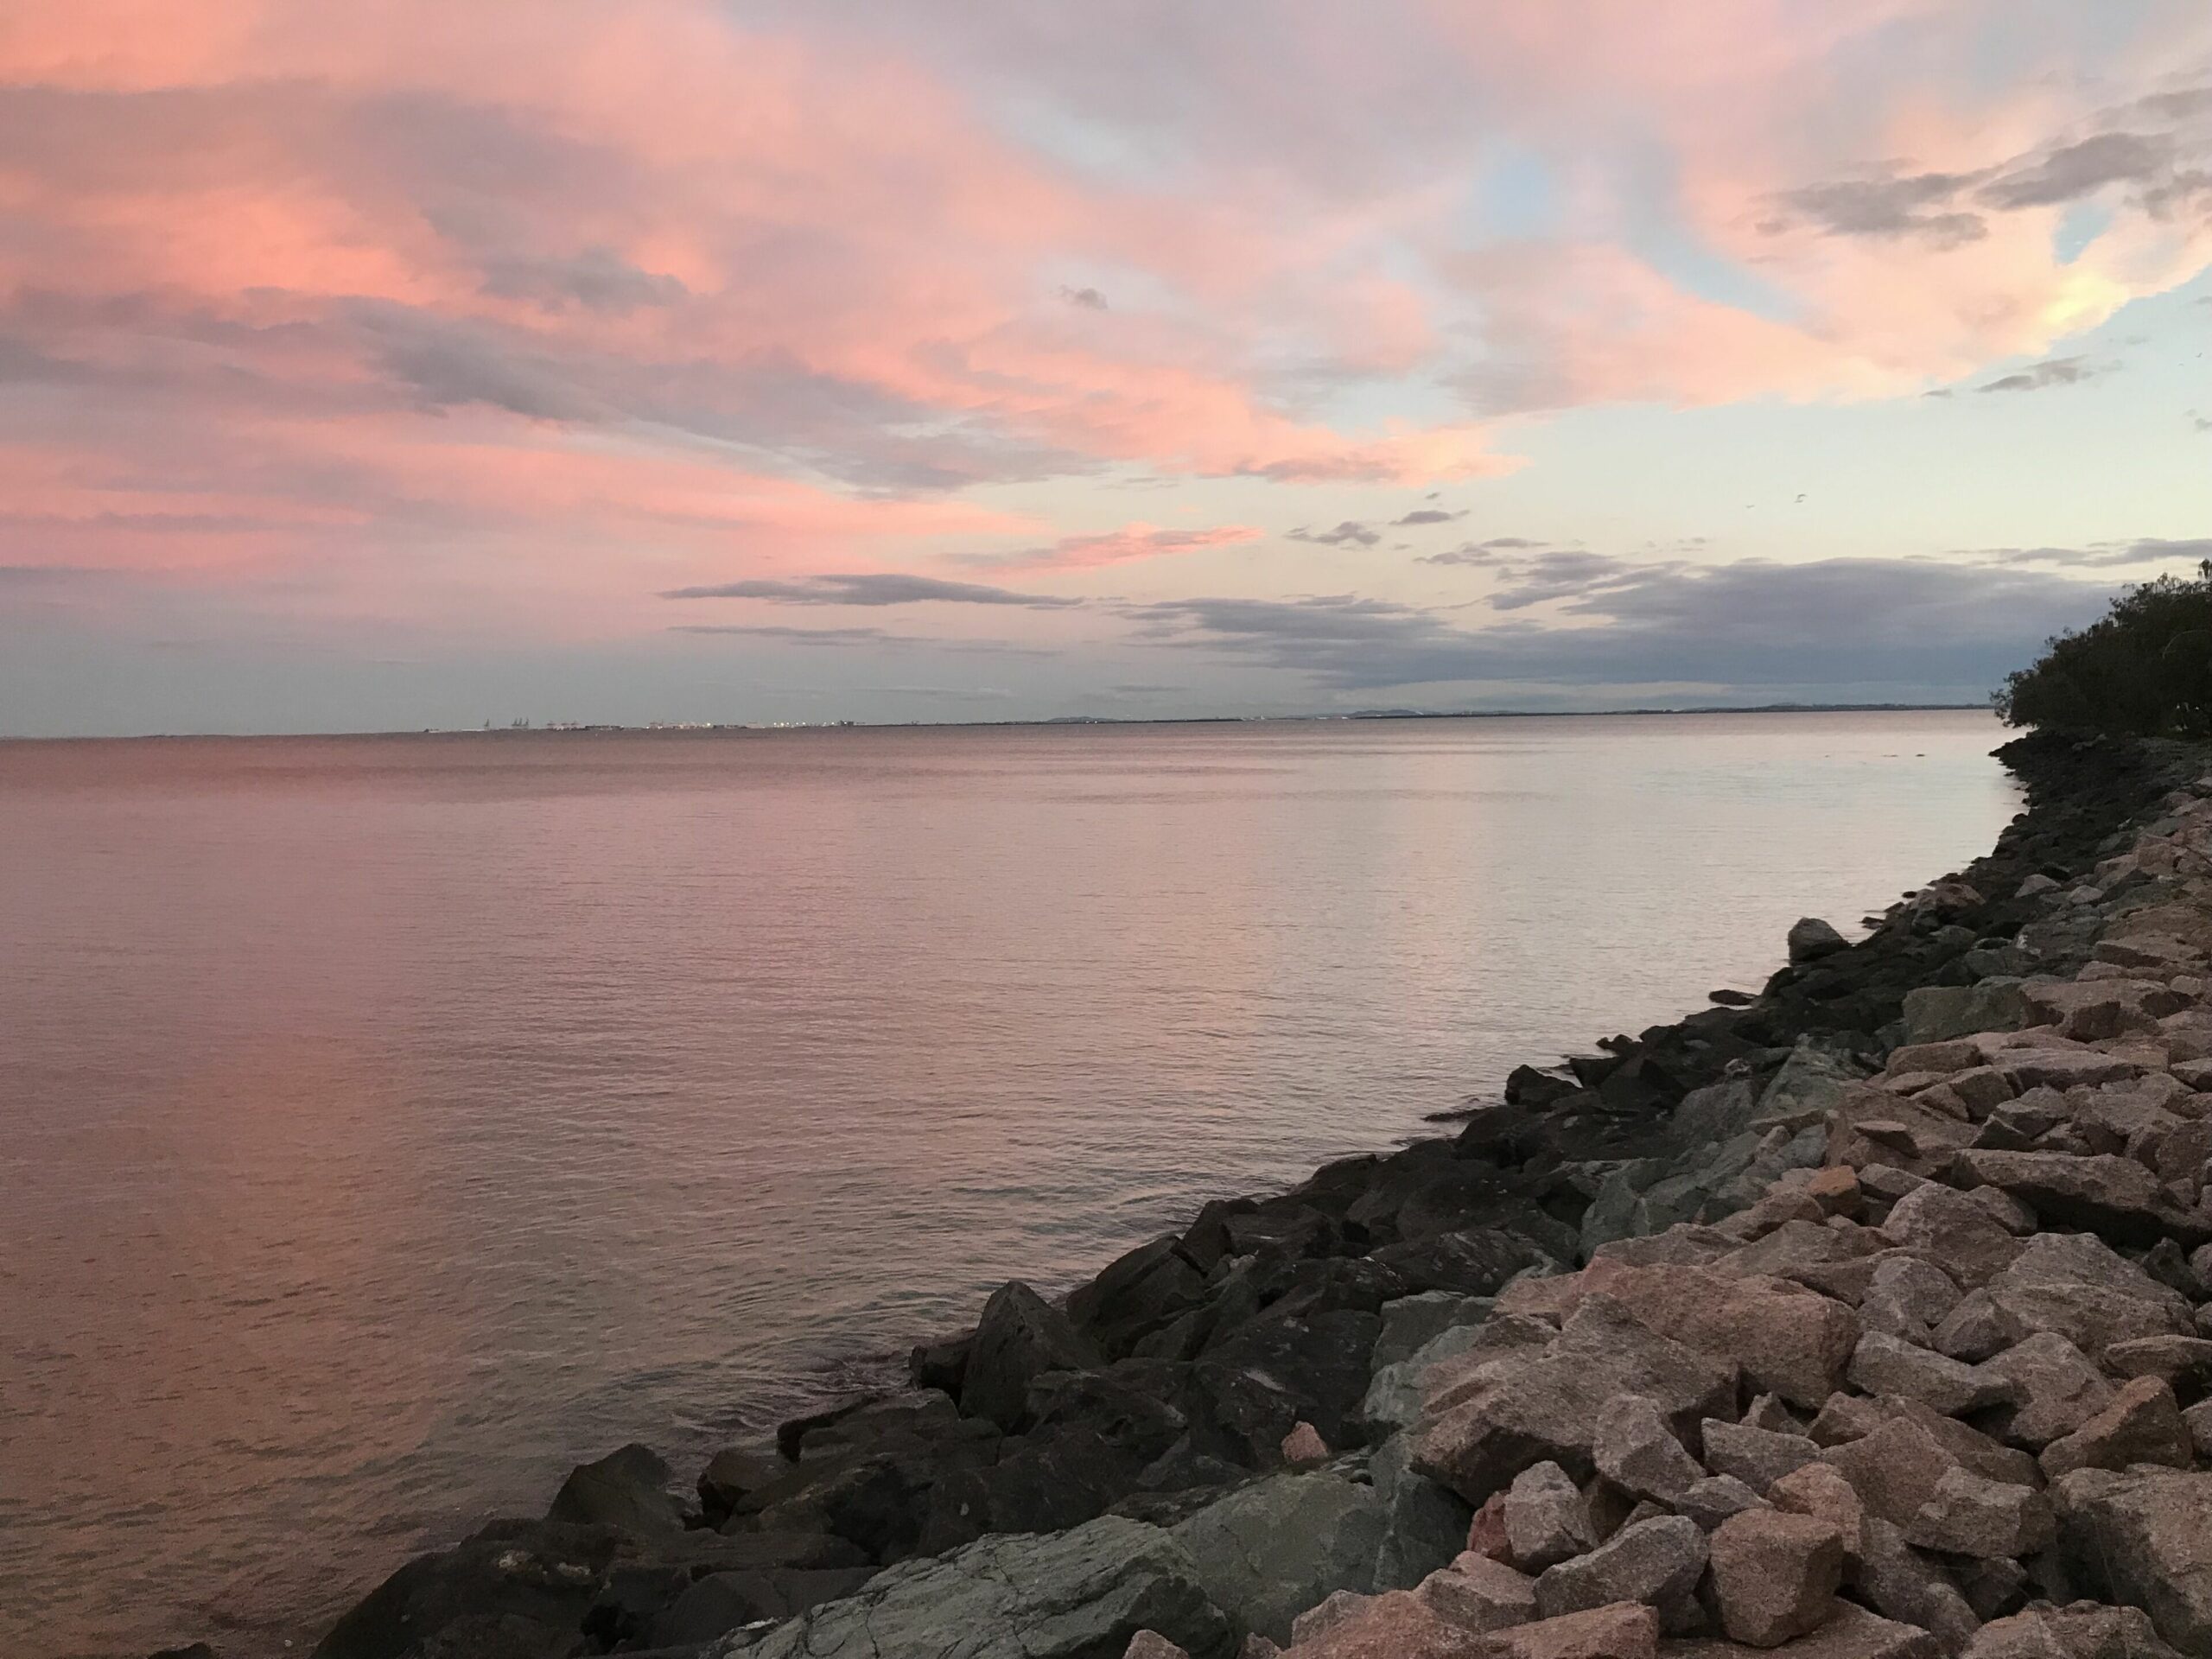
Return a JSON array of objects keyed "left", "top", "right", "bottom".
[{"left": 160, "top": 728, "right": 2212, "bottom": 1659}]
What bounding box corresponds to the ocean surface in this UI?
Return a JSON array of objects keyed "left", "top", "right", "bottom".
[{"left": 1, "top": 710, "right": 2019, "bottom": 1658}]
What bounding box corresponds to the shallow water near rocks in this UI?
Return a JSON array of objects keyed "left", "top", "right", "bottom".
[{"left": 0, "top": 710, "right": 2017, "bottom": 1658}]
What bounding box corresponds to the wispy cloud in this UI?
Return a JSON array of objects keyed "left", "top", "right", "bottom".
[
  {"left": 1973, "top": 537, "right": 2212, "bottom": 569},
  {"left": 959, "top": 523, "right": 1261, "bottom": 572},
  {"left": 662, "top": 574, "right": 1080, "bottom": 607},
  {"left": 1392, "top": 508, "right": 1467, "bottom": 526}
]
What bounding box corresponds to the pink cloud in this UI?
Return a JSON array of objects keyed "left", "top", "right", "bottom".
[
  {"left": 3, "top": 0, "right": 2209, "bottom": 655},
  {"left": 969, "top": 523, "right": 1265, "bottom": 573}
]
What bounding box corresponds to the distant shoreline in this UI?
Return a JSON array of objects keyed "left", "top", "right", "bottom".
[{"left": 0, "top": 702, "right": 1993, "bottom": 745}]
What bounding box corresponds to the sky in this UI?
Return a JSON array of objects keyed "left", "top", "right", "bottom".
[{"left": 2, "top": 1, "right": 2210, "bottom": 734}]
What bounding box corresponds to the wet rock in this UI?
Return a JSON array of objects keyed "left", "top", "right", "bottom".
[
  {"left": 1594, "top": 1395, "right": 1705, "bottom": 1504},
  {"left": 1900, "top": 1466, "right": 2055, "bottom": 1560},
  {"left": 1700, "top": 1421, "right": 1823, "bottom": 1493},
  {"left": 1071, "top": 1238, "right": 1211, "bottom": 1357},
  {"left": 698, "top": 1449, "right": 788, "bottom": 1523},
  {"left": 546, "top": 1445, "right": 687, "bottom": 1535},
  {"left": 961, "top": 1282, "right": 1104, "bottom": 1433},
  {"left": 1533, "top": 1516, "right": 1708, "bottom": 1626},
  {"left": 1707, "top": 1509, "right": 1846, "bottom": 1647},
  {"left": 1847, "top": 1331, "right": 2014, "bottom": 1417},
  {"left": 314, "top": 1521, "right": 632, "bottom": 1659},
  {"left": 2039, "top": 1376, "right": 2191, "bottom": 1478},
  {"left": 1791, "top": 920, "right": 1852, "bottom": 965},
  {"left": 1503, "top": 1462, "right": 1599, "bottom": 1573}
]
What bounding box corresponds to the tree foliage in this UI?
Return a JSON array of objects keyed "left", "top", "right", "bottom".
[{"left": 1997, "top": 561, "right": 2212, "bottom": 737}]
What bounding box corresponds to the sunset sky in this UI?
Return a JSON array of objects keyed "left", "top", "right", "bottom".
[{"left": 3, "top": 0, "right": 2209, "bottom": 734}]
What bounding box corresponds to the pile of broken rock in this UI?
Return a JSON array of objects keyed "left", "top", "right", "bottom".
[
  {"left": 1126, "top": 777, "right": 2212, "bottom": 1659},
  {"left": 222, "top": 736, "right": 2212, "bottom": 1659}
]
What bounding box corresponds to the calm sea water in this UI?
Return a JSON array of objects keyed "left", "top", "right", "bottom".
[{"left": 1, "top": 711, "right": 2017, "bottom": 1658}]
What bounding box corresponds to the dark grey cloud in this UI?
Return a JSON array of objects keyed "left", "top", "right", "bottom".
[
  {"left": 1392, "top": 508, "right": 1466, "bottom": 526},
  {"left": 661, "top": 573, "right": 1081, "bottom": 608},
  {"left": 1059, "top": 285, "right": 1109, "bottom": 310},
  {"left": 1419, "top": 537, "right": 1557, "bottom": 567},
  {"left": 1123, "top": 557, "right": 2115, "bottom": 694},
  {"left": 1287, "top": 520, "right": 1382, "bottom": 547},
  {"left": 1979, "top": 133, "right": 2170, "bottom": 209},
  {"left": 1977, "top": 537, "right": 2212, "bottom": 569},
  {"left": 479, "top": 246, "right": 689, "bottom": 315},
  {"left": 671, "top": 623, "right": 1052, "bottom": 656},
  {"left": 1769, "top": 93, "right": 2212, "bottom": 247},
  {"left": 1484, "top": 550, "right": 1667, "bottom": 610},
  {"left": 1976, "top": 355, "right": 2107, "bottom": 393},
  {"left": 1766, "top": 171, "right": 1987, "bottom": 246}
]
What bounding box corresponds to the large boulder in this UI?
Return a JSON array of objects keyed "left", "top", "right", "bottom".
[
  {"left": 1070, "top": 1239, "right": 1210, "bottom": 1357},
  {"left": 1534, "top": 1516, "right": 1708, "bottom": 1629},
  {"left": 2038, "top": 1376, "right": 2191, "bottom": 1478},
  {"left": 1790, "top": 919, "right": 1851, "bottom": 965},
  {"left": 1660, "top": 1602, "right": 1938, "bottom": 1659},
  {"left": 314, "top": 1521, "right": 630, "bottom": 1659},
  {"left": 1169, "top": 1472, "right": 1388, "bottom": 1644},
  {"left": 2054, "top": 1466, "right": 2212, "bottom": 1656},
  {"left": 1413, "top": 1298, "right": 1737, "bottom": 1506},
  {"left": 1707, "top": 1509, "right": 1845, "bottom": 1648},
  {"left": 1984, "top": 1233, "right": 2194, "bottom": 1354},
  {"left": 961, "top": 1282, "right": 1104, "bottom": 1433},
  {"left": 1978, "top": 1332, "right": 2113, "bottom": 1450},
  {"left": 545, "top": 1444, "right": 686, "bottom": 1534},
  {"left": 1878, "top": 1185, "right": 2024, "bottom": 1289},
  {"left": 743, "top": 1516, "right": 1233, "bottom": 1659},
  {"left": 1950, "top": 1151, "right": 2212, "bottom": 1247},
  {"left": 1189, "top": 1308, "right": 1380, "bottom": 1463},
  {"left": 1593, "top": 1394, "right": 1705, "bottom": 1503},
  {"left": 1578, "top": 1261, "right": 1858, "bottom": 1408},
  {"left": 1901, "top": 983, "right": 2030, "bottom": 1046}
]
